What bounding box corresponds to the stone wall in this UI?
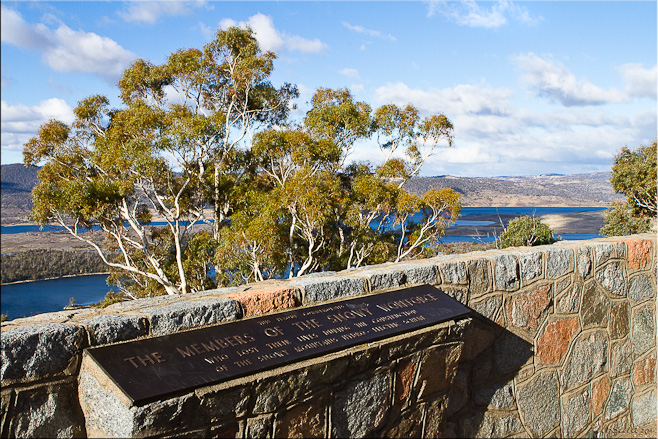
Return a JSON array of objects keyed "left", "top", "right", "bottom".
[{"left": 1, "top": 234, "right": 656, "bottom": 438}]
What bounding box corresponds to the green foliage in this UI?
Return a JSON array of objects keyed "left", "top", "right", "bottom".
[
  {"left": 609, "top": 141, "right": 657, "bottom": 216},
  {"left": 496, "top": 215, "right": 556, "bottom": 249},
  {"left": 601, "top": 141, "right": 656, "bottom": 237},
  {"left": 600, "top": 200, "right": 652, "bottom": 237},
  {"left": 0, "top": 315, "right": 8, "bottom": 323},
  {"left": 24, "top": 24, "right": 458, "bottom": 296}
]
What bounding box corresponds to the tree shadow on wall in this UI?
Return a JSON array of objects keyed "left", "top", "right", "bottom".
[{"left": 443, "top": 313, "right": 533, "bottom": 438}]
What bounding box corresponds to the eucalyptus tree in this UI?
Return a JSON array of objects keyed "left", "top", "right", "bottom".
[{"left": 24, "top": 27, "right": 297, "bottom": 297}]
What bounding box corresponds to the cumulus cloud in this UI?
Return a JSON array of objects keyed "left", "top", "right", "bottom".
[
  {"left": 373, "top": 80, "right": 654, "bottom": 176},
  {"left": 342, "top": 21, "right": 396, "bottom": 41},
  {"left": 619, "top": 63, "right": 657, "bottom": 100},
  {"left": 1, "top": 6, "right": 137, "bottom": 82},
  {"left": 219, "top": 14, "right": 327, "bottom": 54},
  {"left": 513, "top": 53, "right": 627, "bottom": 106},
  {"left": 1, "top": 99, "right": 75, "bottom": 151},
  {"left": 119, "top": 0, "right": 207, "bottom": 24},
  {"left": 375, "top": 81, "right": 514, "bottom": 117},
  {"left": 427, "top": 0, "right": 539, "bottom": 29}
]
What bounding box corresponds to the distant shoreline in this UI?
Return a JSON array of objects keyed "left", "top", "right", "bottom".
[{"left": 1, "top": 272, "right": 110, "bottom": 286}]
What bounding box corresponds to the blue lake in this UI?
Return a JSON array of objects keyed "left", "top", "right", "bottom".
[
  {"left": 1, "top": 275, "right": 117, "bottom": 320},
  {"left": 0, "top": 207, "right": 607, "bottom": 235}
]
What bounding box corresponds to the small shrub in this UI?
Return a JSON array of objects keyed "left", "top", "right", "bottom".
[
  {"left": 600, "top": 200, "right": 652, "bottom": 237},
  {"left": 93, "top": 291, "right": 126, "bottom": 308},
  {"left": 496, "top": 215, "right": 556, "bottom": 249}
]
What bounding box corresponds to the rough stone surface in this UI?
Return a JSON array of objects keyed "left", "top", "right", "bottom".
[
  {"left": 470, "top": 295, "right": 502, "bottom": 322},
  {"left": 556, "top": 282, "right": 582, "bottom": 313},
  {"left": 517, "top": 372, "right": 560, "bottom": 437},
  {"left": 332, "top": 372, "right": 390, "bottom": 438},
  {"left": 78, "top": 368, "right": 135, "bottom": 437},
  {"left": 505, "top": 285, "right": 552, "bottom": 333},
  {"left": 275, "top": 395, "right": 326, "bottom": 438},
  {"left": 82, "top": 315, "right": 148, "bottom": 346},
  {"left": 494, "top": 330, "right": 532, "bottom": 375},
  {"left": 593, "top": 376, "right": 612, "bottom": 416},
  {"left": 357, "top": 267, "right": 405, "bottom": 291},
  {"left": 555, "top": 282, "right": 583, "bottom": 314},
  {"left": 473, "top": 383, "right": 515, "bottom": 409},
  {"left": 446, "top": 369, "right": 469, "bottom": 416},
  {"left": 609, "top": 301, "right": 630, "bottom": 339},
  {"left": 577, "top": 247, "right": 592, "bottom": 277},
  {"left": 536, "top": 317, "right": 579, "bottom": 364},
  {"left": 580, "top": 281, "right": 610, "bottom": 329},
  {"left": 467, "top": 258, "right": 492, "bottom": 296},
  {"left": 246, "top": 415, "right": 273, "bottom": 439},
  {"left": 623, "top": 238, "right": 653, "bottom": 269},
  {"left": 423, "top": 396, "right": 449, "bottom": 438},
  {"left": 198, "top": 387, "right": 250, "bottom": 421},
  {"left": 461, "top": 412, "right": 523, "bottom": 439},
  {"left": 605, "top": 378, "right": 631, "bottom": 421},
  {"left": 493, "top": 254, "right": 519, "bottom": 290},
  {"left": 294, "top": 276, "right": 365, "bottom": 304},
  {"left": 141, "top": 299, "right": 240, "bottom": 336},
  {"left": 402, "top": 263, "right": 438, "bottom": 286},
  {"left": 228, "top": 287, "right": 298, "bottom": 317},
  {"left": 516, "top": 250, "right": 543, "bottom": 282},
  {"left": 414, "top": 343, "right": 462, "bottom": 399},
  {"left": 394, "top": 358, "right": 417, "bottom": 411},
  {"left": 610, "top": 339, "right": 633, "bottom": 378},
  {"left": 547, "top": 247, "right": 572, "bottom": 279},
  {"left": 631, "top": 390, "right": 657, "bottom": 428},
  {"left": 631, "top": 305, "right": 655, "bottom": 355},
  {"left": 632, "top": 355, "right": 656, "bottom": 386},
  {"left": 8, "top": 382, "right": 85, "bottom": 438},
  {"left": 561, "top": 331, "right": 608, "bottom": 390},
  {"left": 628, "top": 274, "right": 655, "bottom": 303},
  {"left": 384, "top": 405, "right": 424, "bottom": 438},
  {"left": 596, "top": 262, "right": 627, "bottom": 296},
  {"left": 594, "top": 243, "right": 616, "bottom": 266},
  {"left": 562, "top": 389, "right": 591, "bottom": 438},
  {"left": 1, "top": 324, "right": 85, "bottom": 384},
  {"left": 439, "top": 260, "right": 467, "bottom": 285}
]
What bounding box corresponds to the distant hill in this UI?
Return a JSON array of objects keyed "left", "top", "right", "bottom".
[
  {"left": 405, "top": 172, "right": 623, "bottom": 207},
  {"left": 1, "top": 164, "right": 40, "bottom": 223},
  {"left": 0, "top": 164, "right": 622, "bottom": 224}
]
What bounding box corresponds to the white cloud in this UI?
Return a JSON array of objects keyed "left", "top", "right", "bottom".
[
  {"left": 339, "top": 68, "right": 360, "bottom": 80},
  {"left": 341, "top": 22, "right": 396, "bottom": 41},
  {"left": 0, "top": 6, "right": 51, "bottom": 49},
  {"left": 1, "top": 99, "right": 75, "bottom": 151},
  {"left": 219, "top": 14, "right": 327, "bottom": 54},
  {"left": 619, "top": 63, "right": 657, "bottom": 100},
  {"left": 119, "top": 0, "right": 207, "bottom": 24},
  {"left": 427, "top": 0, "right": 539, "bottom": 29},
  {"left": 375, "top": 81, "right": 514, "bottom": 117},
  {"left": 513, "top": 53, "right": 628, "bottom": 106},
  {"left": 373, "top": 80, "right": 655, "bottom": 176},
  {"left": 1, "top": 6, "right": 137, "bottom": 82}
]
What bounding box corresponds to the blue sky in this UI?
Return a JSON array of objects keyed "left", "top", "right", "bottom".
[{"left": 1, "top": 1, "right": 656, "bottom": 177}]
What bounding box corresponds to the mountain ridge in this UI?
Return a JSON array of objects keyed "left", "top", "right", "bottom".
[{"left": 1, "top": 164, "right": 621, "bottom": 224}]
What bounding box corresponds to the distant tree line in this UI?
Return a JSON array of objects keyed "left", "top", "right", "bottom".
[{"left": 1, "top": 250, "right": 112, "bottom": 284}]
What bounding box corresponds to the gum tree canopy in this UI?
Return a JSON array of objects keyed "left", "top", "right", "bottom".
[{"left": 25, "top": 26, "right": 459, "bottom": 298}]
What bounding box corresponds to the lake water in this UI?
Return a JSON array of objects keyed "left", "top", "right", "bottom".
[
  {"left": 1, "top": 275, "right": 117, "bottom": 320},
  {"left": 0, "top": 206, "right": 607, "bottom": 320},
  {"left": 0, "top": 207, "right": 607, "bottom": 234}
]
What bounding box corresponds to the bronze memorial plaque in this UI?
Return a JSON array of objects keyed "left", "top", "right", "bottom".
[{"left": 85, "top": 284, "right": 470, "bottom": 405}]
